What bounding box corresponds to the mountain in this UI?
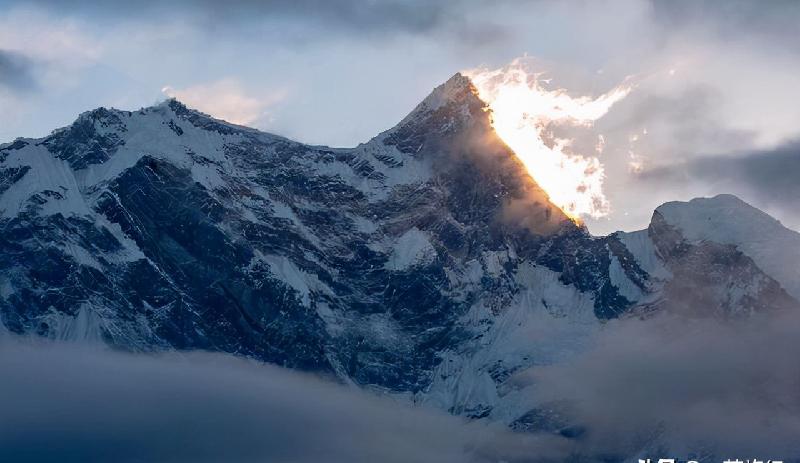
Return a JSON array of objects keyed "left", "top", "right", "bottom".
[{"left": 1, "top": 73, "right": 798, "bottom": 424}]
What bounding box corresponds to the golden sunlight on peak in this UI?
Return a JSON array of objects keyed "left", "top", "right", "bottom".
[{"left": 464, "top": 59, "right": 632, "bottom": 220}]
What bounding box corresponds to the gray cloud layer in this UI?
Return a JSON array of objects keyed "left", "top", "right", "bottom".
[
  {"left": 0, "top": 338, "right": 568, "bottom": 463},
  {"left": 3, "top": 304, "right": 800, "bottom": 462},
  {"left": 525, "top": 309, "right": 800, "bottom": 458}
]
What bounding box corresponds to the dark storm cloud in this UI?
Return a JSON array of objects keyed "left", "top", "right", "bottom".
[
  {"left": 651, "top": 0, "right": 800, "bottom": 51},
  {"left": 0, "top": 338, "right": 568, "bottom": 463},
  {"left": 0, "top": 49, "right": 37, "bottom": 92}
]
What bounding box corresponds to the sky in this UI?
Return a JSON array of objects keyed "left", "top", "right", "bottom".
[{"left": 1, "top": 0, "right": 799, "bottom": 234}]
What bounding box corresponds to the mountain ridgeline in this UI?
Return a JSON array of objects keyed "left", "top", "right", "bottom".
[{"left": 1, "top": 74, "right": 798, "bottom": 422}]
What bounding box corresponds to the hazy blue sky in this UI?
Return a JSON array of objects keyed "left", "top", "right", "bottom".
[{"left": 1, "top": 0, "right": 799, "bottom": 234}]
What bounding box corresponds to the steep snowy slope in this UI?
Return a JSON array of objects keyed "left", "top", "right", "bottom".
[
  {"left": 0, "top": 74, "right": 796, "bottom": 426},
  {"left": 655, "top": 194, "right": 800, "bottom": 300},
  {"left": 0, "top": 74, "right": 581, "bottom": 387},
  {"left": 615, "top": 195, "right": 800, "bottom": 318}
]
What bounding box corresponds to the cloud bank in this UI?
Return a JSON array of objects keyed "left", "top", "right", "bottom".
[
  {"left": 524, "top": 309, "right": 800, "bottom": 459},
  {"left": 0, "top": 337, "right": 568, "bottom": 463},
  {"left": 3, "top": 303, "right": 800, "bottom": 462}
]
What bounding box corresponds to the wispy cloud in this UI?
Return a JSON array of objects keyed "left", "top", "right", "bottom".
[
  {"left": 0, "top": 8, "right": 101, "bottom": 65},
  {"left": 162, "top": 79, "right": 286, "bottom": 127}
]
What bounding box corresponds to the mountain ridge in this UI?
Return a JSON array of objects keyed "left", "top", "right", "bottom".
[{"left": 0, "top": 73, "right": 797, "bottom": 425}]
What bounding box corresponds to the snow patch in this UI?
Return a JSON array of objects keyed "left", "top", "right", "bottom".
[
  {"left": 38, "top": 304, "right": 107, "bottom": 346},
  {"left": 423, "top": 264, "right": 599, "bottom": 422},
  {"left": 349, "top": 214, "right": 379, "bottom": 234},
  {"left": 0, "top": 278, "right": 14, "bottom": 300},
  {"left": 608, "top": 253, "right": 644, "bottom": 302},
  {"left": 58, "top": 241, "right": 103, "bottom": 270},
  {"left": 0, "top": 145, "right": 93, "bottom": 218},
  {"left": 481, "top": 250, "right": 513, "bottom": 277},
  {"left": 262, "top": 254, "right": 332, "bottom": 307},
  {"left": 93, "top": 210, "right": 147, "bottom": 263},
  {"left": 616, "top": 229, "right": 671, "bottom": 280},
  {"left": 384, "top": 228, "right": 436, "bottom": 271}
]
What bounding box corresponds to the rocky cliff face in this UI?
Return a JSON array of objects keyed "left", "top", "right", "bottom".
[{"left": 1, "top": 74, "right": 797, "bottom": 423}]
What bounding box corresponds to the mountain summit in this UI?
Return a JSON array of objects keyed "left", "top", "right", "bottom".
[{"left": 1, "top": 75, "right": 797, "bottom": 422}]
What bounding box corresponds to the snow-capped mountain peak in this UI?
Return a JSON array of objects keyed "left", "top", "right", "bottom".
[
  {"left": 655, "top": 194, "right": 800, "bottom": 300},
  {"left": 0, "top": 75, "right": 797, "bottom": 428}
]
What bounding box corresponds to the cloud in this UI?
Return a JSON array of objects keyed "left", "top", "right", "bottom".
[
  {"left": 0, "top": 337, "right": 570, "bottom": 463},
  {"left": 0, "top": 8, "right": 102, "bottom": 100},
  {"left": 162, "top": 79, "right": 286, "bottom": 127},
  {"left": 11, "top": 0, "right": 509, "bottom": 43},
  {"left": 0, "top": 49, "right": 37, "bottom": 92},
  {"left": 579, "top": 37, "right": 800, "bottom": 234},
  {"left": 2, "top": 307, "right": 799, "bottom": 461},
  {"left": 520, "top": 309, "right": 800, "bottom": 458},
  {"left": 650, "top": 0, "right": 800, "bottom": 52},
  {"left": 0, "top": 8, "right": 101, "bottom": 66},
  {"left": 640, "top": 139, "right": 800, "bottom": 229}
]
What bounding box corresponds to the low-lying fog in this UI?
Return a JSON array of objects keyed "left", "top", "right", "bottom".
[{"left": 2, "top": 306, "right": 799, "bottom": 462}]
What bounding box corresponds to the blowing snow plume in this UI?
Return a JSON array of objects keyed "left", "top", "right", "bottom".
[{"left": 465, "top": 58, "right": 632, "bottom": 220}]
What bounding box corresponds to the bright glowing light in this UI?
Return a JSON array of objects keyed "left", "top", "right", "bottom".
[{"left": 465, "top": 60, "right": 632, "bottom": 219}]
